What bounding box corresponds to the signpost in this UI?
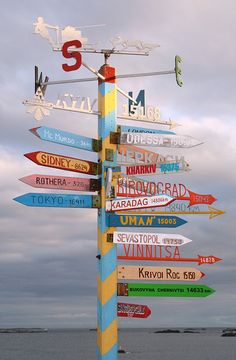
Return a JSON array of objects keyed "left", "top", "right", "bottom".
[
  {"left": 117, "top": 283, "right": 215, "bottom": 297},
  {"left": 117, "top": 265, "right": 204, "bottom": 281},
  {"left": 117, "top": 302, "right": 151, "bottom": 318},
  {"left": 20, "top": 174, "right": 100, "bottom": 191},
  {"left": 106, "top": 214, "right": 187, "bottom": 228},
  {"left": 109, "top": 231, "right": 192, "bottom": 246},
  {"left": 111, "top": 132, "right": 203, "bottom": 148},
  {"left": 30, "top": 126, "right": 101, "bottom": 152},
  {"left": 106, "top": 194, "right": 174, "bottom": 212},
  {"left": 13, "top": 193, "right": 100, "bottom": 208},
  {"left": 24, "top": 151, "right": 100, "bottom": 175},
  {"left": 117, "top": 253, "right": 222, "bottom": 265}
]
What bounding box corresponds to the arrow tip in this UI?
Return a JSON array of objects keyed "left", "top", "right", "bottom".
[
  {"left": 200, "top": 271, "right": 205, "bottom": 278},
  {"left": 29, "top": 127, "right": 40, "bottom": 137}
]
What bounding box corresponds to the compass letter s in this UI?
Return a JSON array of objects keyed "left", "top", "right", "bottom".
[{"left": 62, "top": 40, "right": 82, "bottom": 72}]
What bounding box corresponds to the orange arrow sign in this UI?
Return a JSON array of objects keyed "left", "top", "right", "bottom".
[{"left": 117, "top": 254, "right": 222, "bottom": 265}]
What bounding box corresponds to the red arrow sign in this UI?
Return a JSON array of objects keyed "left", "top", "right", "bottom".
[
  {"left": 177, "top": 190, "right": 217, "bottom": 207},
  {"left": 117, "top": 302, "right": 151, "bottom": 318},
  {"left": 117, "top": 254, "right": 222, "bottom": 266}
]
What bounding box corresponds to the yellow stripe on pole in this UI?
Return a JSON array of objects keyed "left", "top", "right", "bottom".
[
  {"left": 97, "top": 319, "right": 118, "bottom": 355},
  {"left": 97, "top": 270, "right": 117, "bottom": 305}
]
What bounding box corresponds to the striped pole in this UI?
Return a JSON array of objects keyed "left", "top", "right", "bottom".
[{"left": 97, "top": 64, "right": 118, "bottom": 359}]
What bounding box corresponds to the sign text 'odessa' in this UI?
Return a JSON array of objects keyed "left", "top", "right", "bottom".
[
  {"left": 112, "top": 132, "right": 203, "bottom": 148},
  {"left": 117, "top": 283, "right": 215, "bottom": 297}
]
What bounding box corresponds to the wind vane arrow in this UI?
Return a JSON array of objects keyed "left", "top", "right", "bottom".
[{"left": 120, "top": 205, "right": 225, "bottom": 219}]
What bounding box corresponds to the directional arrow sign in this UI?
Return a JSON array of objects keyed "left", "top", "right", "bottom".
[
  {"left": 106, "top": 214, "right": 187, "bottom": 228},
  {"left": 24, "top": 151, "right": 100, "bottom": 176},
  {"left": 117, "top": 254, "right": 222, "bottom": 266},
  {"left": 121, "top": 205, "right": 225, "bottom": 219},
  {"left": 20, "top": 174, "right": 101, "bottom": 192},
  {"left": 118, "top": 265, "right": 204, "bottom": 281},
  {"left": 118, "top": 125, "right": 175, "bottom": 135},
  {"left": 111, "top": 132, "right": 203, "bottom": 148},
  {"left": 117, "top": 302, "right": 151, "bottom": 318},
  {"left": 117, "top": 283, "right": 215, "bottom": 297},
  {"left": 106, "top": 194, "right": 174, "bottom": 212},
  {"left": 110, "top": 231, "right": 192, "bottom": 246},
  {"left": 178, "top": 190, "right": 217, "bottom": 207},
  {"left": 30, "top": 126, "right": 101, "bottom": 152},
  {"left": 13, "top": 193, "right": 100, "bottom": 208}
]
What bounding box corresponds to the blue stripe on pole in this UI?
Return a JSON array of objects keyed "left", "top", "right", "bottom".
[
  {"left": 99, "top": 111, "right": 116, "bottom": 138},
  {"left": 120, "top": 125, "right": 175, "bottom": 135},
  {"left": 13, "top": 193, "right": 94, "bottom": 208},
  {"left": 97, "top": 295, "right": 117, "bottom": 332},
  {"left": 97, "top": 344, "right": 118, "bottom": 360},
  {"left": 32, "top": 126, "right": 94, "bottom": 152},
  {"left": 98, "top": 82, "right": 116, "bottom": 97},
  {"left": 98, "top": 246, "right": 117, "bottom": 282}
]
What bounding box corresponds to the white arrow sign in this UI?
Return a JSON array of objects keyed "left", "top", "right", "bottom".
[
  {"left": 120, "top": 133, "right": 203, "bottom": 148},
  {"left": 106, "top": 194, "right": 174, "bottom": 212},
  {"left": 113, "top": 231, "right": 192, "bottom": 246}
]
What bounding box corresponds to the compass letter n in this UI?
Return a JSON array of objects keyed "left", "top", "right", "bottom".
[{"left": 62, "top": 40, "right": 82, "bottom": 72}]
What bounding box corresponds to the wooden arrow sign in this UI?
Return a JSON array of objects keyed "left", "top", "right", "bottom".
[
  {"left": 106, "top": 194, "right": 174, "bottom": 212},
  {"left": 111, "top": 132, "right": 203, "bottom": 148},
  {"left": 117, "top": 253, "right": 222, "bottom": 266},
  {"left": 13, "top": 193, "right": 100, "bottom": 208},
  {"left": 121, "top": 205, "right": 225, "bottom": 219},
  {"left": 24, "top": 151, "right": 100, "bottom": 176},
  {"left": 117, "top": 302, "right": 151, "bottom": 318},
  {"left": 117, "top": 283, "right": 215, "bottom": 297},
  {"left": 106, "top": 214, "right": 187, "bottom": 228},
  {"left": 20, "top": 174, "right": 101, "bottom": 192},
  {"left": 30, "top": 126, "right": 101, "bottom": 152},
  {"left": 116, "top": 178, "right": 216, "bottom": 207},
  {"left": 117, "top": 265, "right": 204, "bottom": 281},
  {"left": 109, "top": 231, "right": 192, "bottom": 246},
  {"left": 118, "top": 124, "right": 175, "bottom": 135}
]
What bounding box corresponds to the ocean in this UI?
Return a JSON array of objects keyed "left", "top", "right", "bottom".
[{"left": 0, "top": 328, "right": 235, "bottom": 360}]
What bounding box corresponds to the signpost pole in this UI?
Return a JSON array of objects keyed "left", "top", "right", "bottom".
[{"left": 97, "top": 64, "right": 118, "bottom": 360}]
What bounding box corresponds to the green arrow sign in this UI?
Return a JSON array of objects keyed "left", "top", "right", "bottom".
[{"left": 117, "top": 283, "right": 215, "bottom": 297}]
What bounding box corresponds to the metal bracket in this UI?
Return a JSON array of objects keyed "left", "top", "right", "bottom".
[
  {"left": 107, "top": 233, "right": 113, "bottom": 243},
  {"left": 35, "top": 66, "right": 49, "bottom": 95},
  {"left": 92, "top": 139, "right": 102, "bottom": 152},
  {"left": 175, "top": 55, "right": 183, "bottom": 87},
  {"left": 90, "top": 179, "right": 101, "bottom": 191},
  {"left": 105, "top": 149, "right": 114, "bottom": 161},
  {"left": 110, "top": 132, "right": 120, "bottom": 144},
  {"left": 92, "top": 195, "right": 101, "bottom": 208},
  {"left": 117, "top": 283, "right": 128, "bottom": 296}
]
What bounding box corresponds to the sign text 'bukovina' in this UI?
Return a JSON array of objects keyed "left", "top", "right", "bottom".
[
  {"left": 111, "top": 132, "right": 203, "bottom": 148},
  {"left": 13, "top": 193, "right": 100, "bottom": 208},
  {"left": 117, "top": 283, "right": 215, "bottom": 297},
  {"left": 106, "top": 194, "right": 174, "bottom": 212},
  {"left": 30, "top": 126, "right": 101, "bottom": 152},
  {"left": 110, "top": 231, "right": 192, "bottom": 246},
  {"left": 20, "top": 174, "right": 101, "bottom": 192},
  {"left": 106, "top": 214, "right": 187, "bottom": 228},
  {"left": 24, "top": 151, "right": 100, "bottom": 175},
  {"left": 117, "top": 265, "right": 204, "bottom": 281},
  {"left": 117, "top": 302, "right": 151, "bottom": 318}
]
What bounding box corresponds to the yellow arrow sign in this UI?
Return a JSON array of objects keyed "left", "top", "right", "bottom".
[{"left": 119, "top": 205, "right": 225, "bottom": 220}]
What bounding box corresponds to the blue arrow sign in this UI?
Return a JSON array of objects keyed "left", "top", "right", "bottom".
[
  {"left": 106, "top": 214, "right": 187, "bottom": 228},
  {"left": 30, "top": 126, "right": 100, "bottom": 152},
  {"left": 13, "top": 193, "right": 100, "bottom": 208},
  {"left": 119, "top": 125, "right": 175, "bottom": 135}
]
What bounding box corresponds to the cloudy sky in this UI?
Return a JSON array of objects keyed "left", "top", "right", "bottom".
[{"left": 1, "top": 0, "right": 236, "bottom": 328}]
